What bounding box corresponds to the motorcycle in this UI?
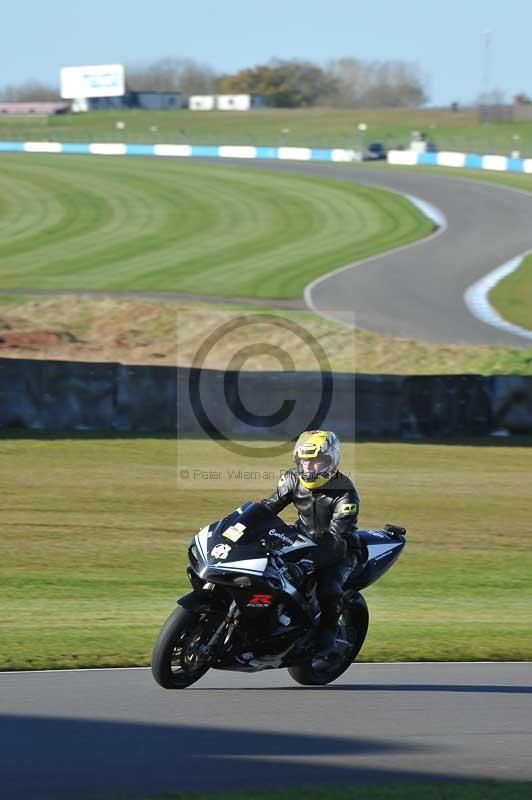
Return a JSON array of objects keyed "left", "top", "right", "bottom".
[{"left": 151, "top": 501, "right": 406, "bottom": 688}]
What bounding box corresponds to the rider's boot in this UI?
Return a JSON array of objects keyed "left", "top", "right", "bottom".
[{"left": 314, "top": 597, "right": 343, "bottom": 661}]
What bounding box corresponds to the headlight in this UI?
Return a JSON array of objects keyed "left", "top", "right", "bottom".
[{"left": 189, "top": 544, "right": 200, "bottom": 569}]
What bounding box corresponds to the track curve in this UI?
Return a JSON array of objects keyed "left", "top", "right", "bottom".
[
  {"left": 1, "top": 663, "right": 531, "bottom": 799},
  {"left": 212, "top": 160, "right": 532, "bottom": 347},
  {"left": 3, "top": 158, "right": 531, "bottom": 346}
]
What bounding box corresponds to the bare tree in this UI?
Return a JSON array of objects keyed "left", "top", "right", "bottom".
[
  {"left": 126, "top": 57, "right": 218, "bottom": 98},
  {"left": 0, "top": 80, "right": 59, "bottom": 102},
  {"left": 323, "top": 58, "right": 428, "bottom": 107}
]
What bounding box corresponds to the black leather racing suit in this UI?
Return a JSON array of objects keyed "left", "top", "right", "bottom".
[{"left": 261, "top": 468, "right": 363, "bottom": 644}]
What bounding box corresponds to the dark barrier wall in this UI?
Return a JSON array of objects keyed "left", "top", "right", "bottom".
[{"left": 1, "top": 358, "right": 532, "bottom": 436}]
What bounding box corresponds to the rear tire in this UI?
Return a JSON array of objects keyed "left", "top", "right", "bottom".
[
  {"left": 288, "top": 595, "right": 369, "bottom": 686},
  {"left": 151, "top": 606, "right": 214, "bottom": 689}
]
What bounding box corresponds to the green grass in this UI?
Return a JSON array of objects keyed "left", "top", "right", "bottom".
[
  {"left": 0, "top": 153, "right": 432, "bottom": 298},
  {"left": 2, "top": 106, "right": 532, "bottom": 157},
  {"left": 1, "top": 436, "right": 531, "bottom": 671},
  {"left": 489, "top": 253, "right": 532, "bottom": 330},
  {"left": 110, "top": 783, "right": 532, "bottom": 800}
]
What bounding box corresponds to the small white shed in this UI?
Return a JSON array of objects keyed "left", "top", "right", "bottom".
[
  {"left": 216, "top": 94, "right": 267, "bottom": 111},
  {"left": 188, "top": 95, "right": 216, "bottom": 111}
]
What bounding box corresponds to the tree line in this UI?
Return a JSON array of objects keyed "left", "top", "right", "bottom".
[{"left": 1, "top": 56, "right": 429, "bottom": 108}]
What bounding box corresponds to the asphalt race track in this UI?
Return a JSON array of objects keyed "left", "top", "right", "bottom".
[
  {"left": 214, "top": 159, "right": 532, "bottom": 347},
  {"left": 1, "top": 662, "right": 531, "bottom": 799}
]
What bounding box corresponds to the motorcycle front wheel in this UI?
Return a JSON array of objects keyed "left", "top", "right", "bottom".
[{"left": 151, "top": 606, "right": 216, "bottom": 689}]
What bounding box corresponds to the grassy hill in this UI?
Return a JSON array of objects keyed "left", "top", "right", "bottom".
[{"left": 1, "top": 106, "right": 532, "bottom": 156}]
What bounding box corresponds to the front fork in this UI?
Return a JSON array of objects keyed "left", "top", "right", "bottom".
[{"left": 201, "top": 601, "right": 239, "bottom": 658}]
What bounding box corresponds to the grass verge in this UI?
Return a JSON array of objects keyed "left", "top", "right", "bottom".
[
  {"left": 2, "top": 106, "right": 532, "bottom": 156},
  {"left": 489, "top": 253, "right": 532, "bottom": 330},
  {"left": 1, "top": 436, "right": 531, "bottom": 671},
  {"left": 1, "top": 297, "right": 531, "bottom": 373}
]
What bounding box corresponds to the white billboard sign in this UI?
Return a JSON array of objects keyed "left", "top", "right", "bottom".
[{"left": 60, "top": 64, "right": 125, "bottom": 99}]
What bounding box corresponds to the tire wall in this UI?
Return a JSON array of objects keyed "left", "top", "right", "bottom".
[{"left": 1, "top": 358, "right": 532, "bottom": 436}]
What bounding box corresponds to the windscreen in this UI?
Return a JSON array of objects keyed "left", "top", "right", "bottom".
[{"left": 208, "top": 501, "right": 291, "bottom": 562}]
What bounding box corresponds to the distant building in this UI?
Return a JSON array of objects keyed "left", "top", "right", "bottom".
[
  {"left": 60, "top": 63, "right": 185, "bottom": 113},
  {"left": 73, "top": 91, "right": 183, "bottom": 112},
  {"left": 188, "top": 94, "right": 267, "bottom": 111},
  {"left": 216, "top": 94, "right": 267, "bottom": 111},
  {"left": 133, "top": 92, "right": 182, "bottom": 110},
  {"left": 189, "top": 95, "right": 216, "bottom": 111},
  {"left": 0, "top": 102, "right": 68, "bottom": 115}
]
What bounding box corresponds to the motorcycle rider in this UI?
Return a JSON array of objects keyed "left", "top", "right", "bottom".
[{"left": 260, "top": 430, "right": 367, "bottom": 660}]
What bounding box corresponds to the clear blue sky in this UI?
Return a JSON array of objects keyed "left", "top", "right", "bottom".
[{"left": 3, "top": 0, "right": 531, "bottom": 106}]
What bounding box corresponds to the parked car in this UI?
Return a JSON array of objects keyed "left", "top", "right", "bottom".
[{"left": 363, "top": 141, "right": 387, "bottom": 160}]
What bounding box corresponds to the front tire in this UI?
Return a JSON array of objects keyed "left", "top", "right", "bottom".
[
  {"left": 288, "top": 595, "right": 369, "bottom": 687},
  {"left": 151, "top": 606, "right": 214, "bottom": 689}
]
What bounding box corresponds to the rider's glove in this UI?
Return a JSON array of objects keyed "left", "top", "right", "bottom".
[
  {"left": 265, "top": 529, "right": 294, "bottom": 550},
  {"left": 348, "top": 532, "right": 369, "bottom": 564}
]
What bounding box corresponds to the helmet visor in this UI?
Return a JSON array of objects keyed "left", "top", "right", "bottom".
[{"left": 295, "top": 453, "right": 332, "bottom": 481}]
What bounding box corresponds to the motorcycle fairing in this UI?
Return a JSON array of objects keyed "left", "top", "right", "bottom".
[
  {"left": 347, "top": 528, "right": 406, "bottom": 590},
  {"left": 209, "top": 557, "right": 269, "bottom": 576},
  {"left": 278, "top": 531, "right": 317, "bottom": 555},
  {"left": 194, "top": 502, "right": 296, "bottom": 570}
]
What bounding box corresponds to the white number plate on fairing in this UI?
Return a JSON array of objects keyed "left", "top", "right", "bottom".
[{"left": 223, "top": 523, "right": 246, "bottom": 542}]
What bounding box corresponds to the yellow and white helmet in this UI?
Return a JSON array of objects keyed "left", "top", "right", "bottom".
[{"left": 293, "top": 430, "right": 340, "bottom": 490}]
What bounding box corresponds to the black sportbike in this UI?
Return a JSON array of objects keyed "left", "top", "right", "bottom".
[{"left": 151, "top": 501, "right": 406, "bottom": 688}]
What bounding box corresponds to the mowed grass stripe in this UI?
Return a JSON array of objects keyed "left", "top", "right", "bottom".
[
  {"left": 0, "top": 157, "right": 173, "bottom": 275},
  {"left": 0, "top": 154, "right": 432, "bottom": 298},
  {"left": 0, "top": 169, "right": 73, "bottom": 243}
]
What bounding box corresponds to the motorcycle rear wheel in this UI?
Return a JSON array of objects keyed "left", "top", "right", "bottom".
[
  {"left": 151, "top": 606, "right": 214, "bottom": 689},
  {"left": 288, "top": 598, "right": 369, "bottom": 687}
]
